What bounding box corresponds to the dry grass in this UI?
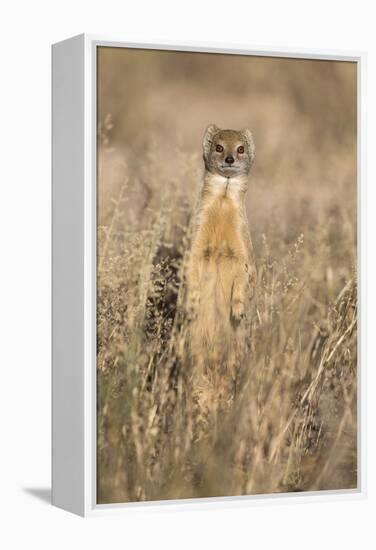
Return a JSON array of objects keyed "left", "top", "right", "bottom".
[{"left": 96, "top": 50, "right": 357, "bottom": 504}]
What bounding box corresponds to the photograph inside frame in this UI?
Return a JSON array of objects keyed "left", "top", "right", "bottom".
[{"left": 96, "top": 46, "right": 357, "bottom": 504}]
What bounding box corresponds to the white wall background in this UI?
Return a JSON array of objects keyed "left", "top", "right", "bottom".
[{"left": 0, "top": 1, "right": 375, "bottom": 547}]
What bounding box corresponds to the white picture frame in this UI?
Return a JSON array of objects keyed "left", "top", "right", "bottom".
[{"left": 52, "top": 34, "right": 366, "bottom": 517}]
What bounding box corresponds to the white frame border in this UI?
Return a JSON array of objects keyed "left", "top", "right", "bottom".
[{"left": 54, "top": 34, "right": 367, "bottom": 517}]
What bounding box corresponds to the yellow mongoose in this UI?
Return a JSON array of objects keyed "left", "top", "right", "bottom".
[{"left": 186, "top": 124, "right": 257, "bottom": 391}]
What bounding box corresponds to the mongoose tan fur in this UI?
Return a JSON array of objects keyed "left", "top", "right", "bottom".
[{"left": 186, "top": 124, "right": 257, "bottom": 396}]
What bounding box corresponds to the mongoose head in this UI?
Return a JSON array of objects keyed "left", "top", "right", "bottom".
[{"left": 203, "top": 124, "right": 255, "bottom": 178}]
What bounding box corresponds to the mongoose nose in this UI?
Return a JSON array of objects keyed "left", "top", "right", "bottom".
[{"left": 225, "top": 155, "right": 234, "bottom": 165}]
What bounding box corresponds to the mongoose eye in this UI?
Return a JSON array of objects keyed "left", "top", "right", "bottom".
[
  {"left": 237, "top": 146, "right": 245, "bottom": 154},
  {"left": 216, "top": 144, "right": 224, "bottom": 152}
]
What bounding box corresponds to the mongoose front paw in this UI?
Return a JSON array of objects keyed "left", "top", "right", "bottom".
[
  {"left": 249, "top": 285, "right": 255, "bottom": 301},
  {"left": 231, "top": 300, "right": 246, "bottom": 326}
]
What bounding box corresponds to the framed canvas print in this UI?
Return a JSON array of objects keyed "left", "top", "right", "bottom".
[{"left": 52, "top": 35, "right": 366, "bottom": 516}]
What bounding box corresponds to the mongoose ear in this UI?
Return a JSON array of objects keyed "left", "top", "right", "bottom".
[
  {"left": 203, "top": 124, "right": 220, "bottom": 161},
  {"left": 242, "top": 128, "right": 256, "bottom": 165}
]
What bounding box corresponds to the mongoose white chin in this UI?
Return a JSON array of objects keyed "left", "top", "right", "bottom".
[{"left": 186, "top": 124, "right": 257, "bottom": 391}]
